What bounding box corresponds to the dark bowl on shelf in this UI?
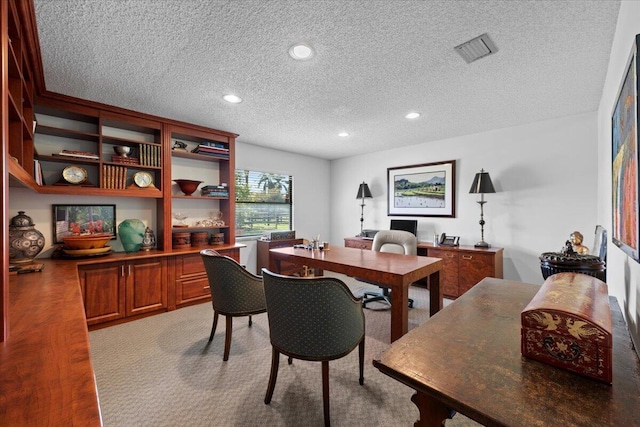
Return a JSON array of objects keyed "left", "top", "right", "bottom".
[{"left": 173, "top": 179, "right": 203, "bottom": 196}]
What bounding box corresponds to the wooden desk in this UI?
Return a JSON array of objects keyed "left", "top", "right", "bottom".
[
  {"left": 373, "top": 277, "right": 640, "bottom": 427},
  {"left": 269, "top": 246, "right": 442, "bottom": 342},
  {"left": 345, "top": 237, "right": 503, "bottom": 298}
]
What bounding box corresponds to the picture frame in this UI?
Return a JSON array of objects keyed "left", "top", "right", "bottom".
[
  {"left": 52, "top": 204, "right": 116, "bottom": 244},
  {"left": 611, "top": 34, "right": 640, "bottom": 262},
  {"left": 387, "top": 160, "right": 456, "bottom": 217}
]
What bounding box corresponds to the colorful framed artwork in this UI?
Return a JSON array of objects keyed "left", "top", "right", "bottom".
[
  {"left": 611, "top": 34, "right": 640, "bottom": 262},
  {"left": 387, "top": 160, "right": 456, "bottom": 217},
  {"left": 52, "top": 204, "right": 116, "bottom": 244}
]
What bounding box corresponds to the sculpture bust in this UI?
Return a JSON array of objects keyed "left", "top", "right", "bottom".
[{"left": 569, "top": 231, "right": 589, "bottom": 255}]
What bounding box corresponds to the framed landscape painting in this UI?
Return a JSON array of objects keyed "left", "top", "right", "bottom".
[
  {"left": 387, "top": 160, "right": 456, "bottom": 217},
  {"left": 611, "top": 34, "right": 640, "bottom": 262}
]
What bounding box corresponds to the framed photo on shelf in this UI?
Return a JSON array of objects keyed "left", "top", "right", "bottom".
[
  {"left": 387, "top": 160, "right": 456, "bottom": 217},
  {"left": 611, "top": 34, "right": 640, "bottom": 262},
  {"left": 52, "top": 204, "right": 116, "bottom": 244}
]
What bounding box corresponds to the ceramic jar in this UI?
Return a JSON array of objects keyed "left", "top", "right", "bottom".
[
  {"left": 9, "top": 211, "right": 45, "bottom": 264},
  {"left": 118, "top": 219, "right": 146, "bottom": 253},
  {"left": 141, "top": 227, "right": 156, "bottom": 251}
]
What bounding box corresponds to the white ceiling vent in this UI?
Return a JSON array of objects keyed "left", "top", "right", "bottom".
[{"left": 454, "top": 33, "right": 498, "bottom": 64}]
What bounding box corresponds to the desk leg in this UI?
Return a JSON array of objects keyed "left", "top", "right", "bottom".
[
  {"left": 390, "top": 284, "right": 409, "bottom": 342},
  {"left": 428, "top": 271, "right": 442, "bottom": 317},
  {"left": 411, "top": 392, "right": 452, "bottom": 427}
]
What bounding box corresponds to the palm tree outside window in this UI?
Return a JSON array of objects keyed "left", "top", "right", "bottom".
[{"left": 235, "top": 170, "right": 293, "bottom": 237}]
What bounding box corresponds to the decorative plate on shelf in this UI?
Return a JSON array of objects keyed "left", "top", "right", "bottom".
[{"left": 62, "top": 246, "right": 113, "bottom": 258}]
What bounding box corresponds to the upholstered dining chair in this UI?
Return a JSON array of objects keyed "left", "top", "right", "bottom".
[
  {"left": 261, "top": 269, "right": 365, "bottom": 427},
  {"left": 361, "top": 229, "right": 417, "bottom": 309},
  {"left": 200, "top": 249, "right": 266, "bottom": 361}
]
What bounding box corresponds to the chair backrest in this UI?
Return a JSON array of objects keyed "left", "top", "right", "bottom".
[
  {"left": 372, "top": 229, "right": 417, "bottom": 255},
  {"left": 200, "top": 249, "right": 266, "bottom": 315},
  {"left": 261, "top": 269, "right": 365, "bottom": 360}
]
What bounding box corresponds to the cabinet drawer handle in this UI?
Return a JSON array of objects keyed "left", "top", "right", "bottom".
[
  {"left": 462, "top": 255, "right": 473, "bottom": 260},
  {"left": 121, "top": 265, "right": 125, "bottom": 276},
  {"left": 445, "top": 253, "right": 455, "bottom": 258}
]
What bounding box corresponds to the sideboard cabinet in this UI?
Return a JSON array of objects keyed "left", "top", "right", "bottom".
[
  {"left": 344, "top": 237, "right": 503, "bottom": 299},
  {"left": 418, "top": 243, "right": 503, "bottom": 298}
]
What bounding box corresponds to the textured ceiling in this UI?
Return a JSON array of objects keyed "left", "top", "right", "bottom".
[{"left": 33, "top": 0, "right": 620, "bottom": 160}]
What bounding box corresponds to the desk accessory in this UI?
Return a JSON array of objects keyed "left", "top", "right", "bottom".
[
  {"left": 469, "top": 169, "right": 496, "bottom": 248},
  {"left": 356, "top": 182, "right": 373, "bottom": 236}
]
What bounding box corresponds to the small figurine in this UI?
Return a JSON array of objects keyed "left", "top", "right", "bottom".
[
  {"left": 569, "top": 231, "right": 589, "bottom": 255},
  {"left": 172, "top": 141, "right": 188, "bottom": 152},
  {"left": 561, "top": 240, "right": 576, "bottom": 255}
]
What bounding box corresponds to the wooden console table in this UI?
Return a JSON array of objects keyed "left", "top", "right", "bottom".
[
  {"left": 373, "top": 277, "right": 640, "bottom": 426},
  {"left": 344, "top": 237, "right": 503, "bottom": 298}
]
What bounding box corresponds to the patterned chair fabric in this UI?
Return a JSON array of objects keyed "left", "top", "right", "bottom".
[
  {"left": 262, "top": 269, "right": 365, "bottom": 426},
  {"left": 362, "top": 229, "right": 417, "bottom": 308},
  {"left": 200, "top": 249, "right": 267, "bottom": 361},
  {"left": 262, "top": 269, "right": 365, "bottom": 359}
]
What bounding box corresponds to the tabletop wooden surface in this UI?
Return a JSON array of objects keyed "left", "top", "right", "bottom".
[{"left": 373, "top": 277, "right": 640, "bottom": 427}]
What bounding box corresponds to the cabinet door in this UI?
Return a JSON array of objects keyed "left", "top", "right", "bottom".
[
  {"left": 126, "top": 258, "right": 168, "bottom": 316},
  {"left": 78, "top": 263, "right": 125, "bottom": 325},
  {"left": 428, "top": 248, "right": 460, "bottom": 298},
  {"left": 459, "top": 252, "right": 495, "bottom": 296}
]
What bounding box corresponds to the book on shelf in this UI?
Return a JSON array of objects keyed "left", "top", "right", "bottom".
[
  {"left": 55, "top": 149, "right": 99, "bottom": 160},
  {"left": 33, "top": 159, "right": 43, "bottom": 185}
]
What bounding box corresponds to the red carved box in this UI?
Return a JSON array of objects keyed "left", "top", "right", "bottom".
[{"left": 521, "top": 272, "right": 612, "bottom": 383}]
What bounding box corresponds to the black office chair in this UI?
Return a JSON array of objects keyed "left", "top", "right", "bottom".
[
  {"left": 361, "top": 229, "right": 416, "bottom": 309},
  {"left": 200, "top": 249, "right": 267, "bottom": 361}
]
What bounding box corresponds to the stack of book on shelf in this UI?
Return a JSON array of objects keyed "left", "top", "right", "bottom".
[
  {"left": 201, "top": 185, "right": 229, "bottom": 197},
  {"left": 54, "top": 149, "right": 99, "bottom": 160},
  {"left": 191, "top": 141, "right": 229, "bottom": 158},
  {"left": 139, "top": 144, "right": 161, "bottom": 167},
  {"left": 111, "top": 155, "right": 140, "bottom": 165},
  {"left": 102, "top": 165, "right": 127, "bottom": 189}
]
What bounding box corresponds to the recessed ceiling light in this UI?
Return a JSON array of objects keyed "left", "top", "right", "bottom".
[
  {"left": 405, "top": 112, "right": 421, "bottom": 119},
  {"left": 289, "top": 43, "right": 314, "bottom": 60},
  {"left": 338, "top": 132, "right": 349, "bottom": 137},
  {"left": 223, "top": 94, "right": 242, "bottom": 104}
]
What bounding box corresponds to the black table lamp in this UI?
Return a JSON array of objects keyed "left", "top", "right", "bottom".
[
  {"left": 356, "top": 182, "right": 373, "bottom": 236},
  {"left": 469, "top": 169, "right": 496, "bottom": 248}
]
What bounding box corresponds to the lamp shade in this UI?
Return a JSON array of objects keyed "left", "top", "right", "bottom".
[
  {"left": 469, "top": 169, "right": 496, "bottom": 194},
  {"left": 356, "top": 182, "right": 373, "bottom": 199}
]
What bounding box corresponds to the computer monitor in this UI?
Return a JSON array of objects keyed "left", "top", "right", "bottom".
[{"left": 390, "top": 219, "right": 418, "bottom": 236}]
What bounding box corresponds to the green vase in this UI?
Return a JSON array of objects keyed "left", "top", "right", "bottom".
[{"left": 118, "top": 219, "right": 146, "bottom": 253}]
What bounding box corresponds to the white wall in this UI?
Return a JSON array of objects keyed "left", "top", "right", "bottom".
[
  {"left": 236, "top": 142, "right": 331, "bottom": 273},
  {"left": 330, "top": 112, "right": 599, "bottom": 286},
  {"left": 597, "top": 0, "right": 640, "bottom": 352}
]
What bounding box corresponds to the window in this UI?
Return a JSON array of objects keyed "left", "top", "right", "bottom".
[{"left": 235, "top": 169, "right": 293, "bottom": 237}]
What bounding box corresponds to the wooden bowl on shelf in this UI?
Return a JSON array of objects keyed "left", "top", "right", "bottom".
[
  {"left": 173, "top": 179, "right": 203, "bottom": 196},
  {"left": 61, "top": 233, "right": 112, "bottom": 249}
]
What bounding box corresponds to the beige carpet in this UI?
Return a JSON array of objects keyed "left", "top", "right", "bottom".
[{"left": 89, "top": 273, "right": 481, "bottom": 426}]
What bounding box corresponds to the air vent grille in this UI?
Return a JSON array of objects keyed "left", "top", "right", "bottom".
[{"left": 454, "top": 33, "right": 498, "bottom": 64}]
